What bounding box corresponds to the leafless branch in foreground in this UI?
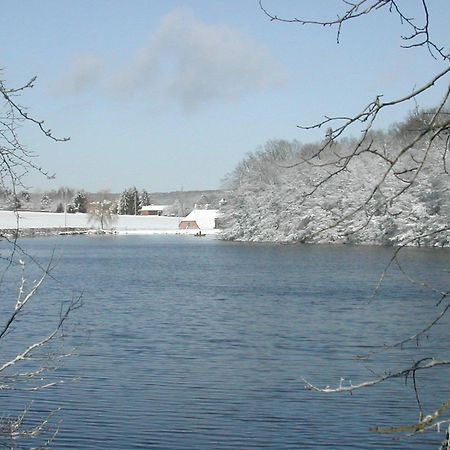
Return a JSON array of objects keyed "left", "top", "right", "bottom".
[
  {"left": 0, "top": 71, "right": 75, "bottom": 447},
  {"left": 258, "top": 1, "right": 450, "bottom": 444}
]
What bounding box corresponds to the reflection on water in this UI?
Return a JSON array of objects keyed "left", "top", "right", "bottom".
[{"left": 0, "top": 236, "right": 449, "bottom": 449}]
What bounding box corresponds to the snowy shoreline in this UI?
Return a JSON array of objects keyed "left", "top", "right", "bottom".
[
  {"left": 1, "top": 211, "right": 446, "bottom": 246},
  {"left": 0, "top": 211, "right": 219, "bottom": 238}
]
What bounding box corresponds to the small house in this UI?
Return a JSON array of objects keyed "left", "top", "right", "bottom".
[
  {"left": 179, "top": 209, "right": 219, "bottom": 230},
  {"left": 140, "top": 205, "right": 170, "bottom": 216}
]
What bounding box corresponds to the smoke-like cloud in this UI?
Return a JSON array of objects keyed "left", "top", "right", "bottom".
[
  {"left": 52, "top": 55, "right": 104, "bottom": 96},
  {"left": 55, "top": 8, "right": 287, "bottom": 110}
]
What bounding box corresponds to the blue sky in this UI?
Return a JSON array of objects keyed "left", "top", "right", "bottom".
[{"left": 1, "top": 0, "right": 449, "bottom": 193}]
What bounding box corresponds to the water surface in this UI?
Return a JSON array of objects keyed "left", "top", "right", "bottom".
[{"left": 1, "top": 236, "right": 449, "bottom": 449}]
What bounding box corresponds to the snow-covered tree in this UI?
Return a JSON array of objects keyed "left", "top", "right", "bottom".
[
  {"left": 222, "top": 127, "right": 450, "bottom": 246},
  {"left": 118, "top": 189, "right": 129, "bottom": 215},
  {"left": 88, "top": 200, "right": 117, "bottom": 230},
  {"left": 118, "top": 187, "right": 141, "bottom": 215},
  {"left": 140, "top": 189, "right": 151, "bottom": 208},
  {"left": 40, "top": 193, "right": 52, "bottom": 211},
  {"left": 73, "top": 190, "right": 88, "bottom": 213}
]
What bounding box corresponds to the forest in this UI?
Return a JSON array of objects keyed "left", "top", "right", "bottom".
[{"left": 220, "top": 108, "right": 450, "bottom": 247}]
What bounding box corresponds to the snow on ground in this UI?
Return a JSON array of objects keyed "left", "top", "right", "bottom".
[
  {"left": 0, "top": 211, "right": 91, "bottom": 229},
  {"left": 0, "top": 211, "right": 218, "bottom": 235}
]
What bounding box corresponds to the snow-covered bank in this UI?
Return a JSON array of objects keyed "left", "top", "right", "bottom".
[
  {"left": 0, "top": 211, "right": 218, "bottom": 236},
  {"left": 0, "top": 211, "right": 179, "bottom": 230}
]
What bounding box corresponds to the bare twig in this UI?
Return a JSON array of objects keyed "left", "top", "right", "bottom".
[{"left": 303, "top": 358, "right": 450, "bottom": 393}]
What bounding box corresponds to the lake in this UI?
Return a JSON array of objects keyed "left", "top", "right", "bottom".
[{"left": 0, "top": 235, "right": 449, "bottom": 449}]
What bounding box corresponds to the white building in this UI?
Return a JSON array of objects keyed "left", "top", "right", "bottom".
[{"left": 178, "top": 209, "right": 219, "bottom": 230}]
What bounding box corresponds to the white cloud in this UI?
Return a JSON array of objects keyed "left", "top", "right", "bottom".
[
  {"left": 56, "top": 9, "right": 287, "bottom": 110},
  {"left": 52, "top": 55, "right": 104, "bottom": 96}
]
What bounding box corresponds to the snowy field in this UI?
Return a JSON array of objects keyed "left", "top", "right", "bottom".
[{"left": 0, "top": 211, "right": 218, "bottom": 235}]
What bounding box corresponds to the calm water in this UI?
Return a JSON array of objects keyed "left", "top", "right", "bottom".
[{"left": 0, "top": 235, "right": 449, "bottom": 449}]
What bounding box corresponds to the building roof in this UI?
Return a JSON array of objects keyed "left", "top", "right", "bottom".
[
  {"left": 141, "top": 205, "right": 170, "bottom": 211},
  {"left": 180, "top": 209, "right": 218, "bottom": 229}
]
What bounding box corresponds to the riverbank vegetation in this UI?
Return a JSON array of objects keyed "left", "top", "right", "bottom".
[{"left": 221, "top": 108, "right": 449, "bottom": 247}]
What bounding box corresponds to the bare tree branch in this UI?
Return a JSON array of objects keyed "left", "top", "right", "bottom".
[
  {"left": 303, "top": 358, "right": 450, "bottom": 394},
  {"left": 0, "top": 70, "right": 76, "bottom": 447}
]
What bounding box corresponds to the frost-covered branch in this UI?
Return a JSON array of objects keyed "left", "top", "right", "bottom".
[
  {"left": 303, "top": 358, "right": 450, "bottom": 394},
  {"left": 0, "top": 71, "right": 69, "bottom": 199},
  {"left": 370, "top": 398, "right": 450, "bottom": 434},
  {"left": 0, "top": 403, "right": 62, "bottom": 449},
  {"left": 259, "top": 2, "right": 450, "bottom": 235},
  {"left": 0, "top": 70, "right": 76, "bottom": 447},
  {"left": 222, "top": 2, "right": 450, "bottom": 445},
  {"left": 0, "top": 255, "right": 82, "bottom": 446},
  {"left": 0, "top": 265, "right": 82, "bottom": 384},
  {"left": 0, "top": 259, "right": 53, "bottom": 341}
]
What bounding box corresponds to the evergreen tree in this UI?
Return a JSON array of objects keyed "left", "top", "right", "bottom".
[
  {"left": 73, "top": 191, "right": 88, "bottom": 213},
  {"left": 118, "top": 187, "right": 141, "bottom": 215},
  {"left": 140, "top": 189, "right": 151, "bottom": 208},
  {"left": 118, "top": 189, "right": 130, "bottom": 215},
  {"left": 130, "top": 186, "right": 140, "bottom": 215}
]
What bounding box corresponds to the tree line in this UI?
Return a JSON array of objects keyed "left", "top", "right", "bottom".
[
  {"left": 0, "top": 187, "right": 155, "bottom": 216},
  {"left": 221, "top": 107, "right": 450, "bottom": 247}
]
